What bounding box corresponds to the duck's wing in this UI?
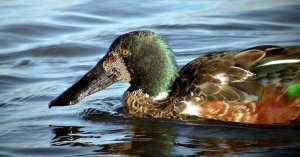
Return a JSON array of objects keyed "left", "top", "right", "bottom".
[
  {"left": 250, "top": 46, "right": 300, "bottom": 84},
  {"left": 173, "top": 45, "right": 300, "bottom": 124},
  {"left": 174, "top": 45, "right": 300, "bottom": 103},
  {"left": 235, "top": 45, "right": 300, "bottom": 98}
]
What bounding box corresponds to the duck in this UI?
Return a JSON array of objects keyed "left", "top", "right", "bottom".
[{"left": 49, "top": 30, "right": 300, "bottom": 125}]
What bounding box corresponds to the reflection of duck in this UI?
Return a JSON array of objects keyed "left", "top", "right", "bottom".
[
  {"left": 49, "top": 30, "right": 300, "bottom": 125},
  {"left": 50, "top": 120, "right": 300, "bottom": 156},
  {"left": 50, "top": 120, "right": 176, "bottom": 156}
]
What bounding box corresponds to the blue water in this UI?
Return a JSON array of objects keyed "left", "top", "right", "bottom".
[{"left": 1, "top": 0, "right": 300, "bottom": 156}]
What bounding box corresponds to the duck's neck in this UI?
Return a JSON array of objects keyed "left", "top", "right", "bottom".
[
  {"left": 151, "top": 47, "right": 178, "bottom": 96},
  {"left": 130, "top": 38, "right": 179, "bottom": 96}
]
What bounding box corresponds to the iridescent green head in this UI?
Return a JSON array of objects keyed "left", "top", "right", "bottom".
[{"left": 49, "top": 30, "right": 178, "bottom": 107}]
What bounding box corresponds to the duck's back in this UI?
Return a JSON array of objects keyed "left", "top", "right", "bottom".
[{"left": 174, "top": 45, "right": 300, "bottom": 124}]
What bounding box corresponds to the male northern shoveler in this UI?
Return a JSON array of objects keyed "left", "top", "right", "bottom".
[{"left": 49, "top": 30, "right": 300, "bottom": 125}]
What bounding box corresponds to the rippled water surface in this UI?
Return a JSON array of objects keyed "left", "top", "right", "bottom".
[{"left": 1, "top": 0, "right": 300, "bottom": 156}]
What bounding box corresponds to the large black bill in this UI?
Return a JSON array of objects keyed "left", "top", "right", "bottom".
[{"left": 49, "top": 59, "right": 114, "bottom": 108}]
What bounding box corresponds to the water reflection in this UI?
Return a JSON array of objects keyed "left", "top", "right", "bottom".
[
  {"left": 50, "top": 118, "right": 300, "bottom": 156},
  {"left": 50, "top": 119, "right": 176, "bottom": 156}
]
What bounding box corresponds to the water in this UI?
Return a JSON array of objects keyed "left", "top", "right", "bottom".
[{"left": 1, "top": 0, "right": 300, "bottom": 156}]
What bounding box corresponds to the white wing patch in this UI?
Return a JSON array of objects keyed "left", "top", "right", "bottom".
[
  {"left": 154, "top": 91, "right": 170, "bottom": 101},
  {"left": 258, "top": 59, "right": 300, "bottom": 67},
  {"left": 180, "top": 101, "right": 200, "bottom": 116},
  {"left": 214, "top": 73, "right": 229, "bottom": 85},
  {"left": 214, "top": 67, "right": 254, "bottom": 84}
]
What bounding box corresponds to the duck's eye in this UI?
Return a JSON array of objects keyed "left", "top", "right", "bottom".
[{"left": 120, "top": 49, "right": 129, "bottom": 57}]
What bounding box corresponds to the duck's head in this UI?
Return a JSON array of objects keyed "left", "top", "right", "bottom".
[{"left": 49, "top": 30, "right": 178, "bottom": 108}]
